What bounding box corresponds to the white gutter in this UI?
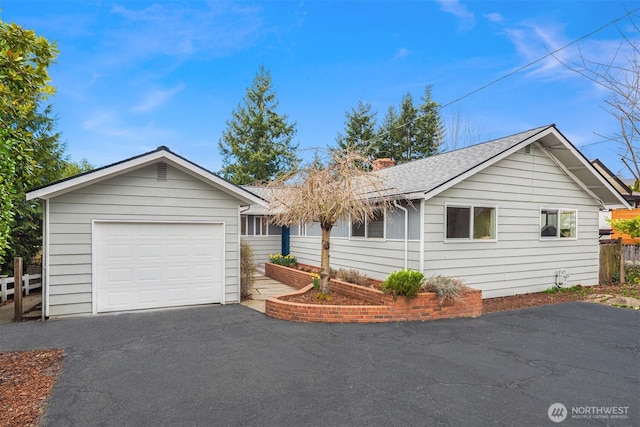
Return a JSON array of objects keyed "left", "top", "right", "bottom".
[{"left": 394, "top": 200, "right": 408, "bottom": 270}]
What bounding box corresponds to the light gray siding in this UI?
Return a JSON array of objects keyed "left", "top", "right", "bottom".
[
  {"left": 47, "top": 164, "right": 243, "bottom": 316},
  {"left": 241, "top": 235, "right": 281, "bottom": 264},
  {"left": 289, "top": 145, "right": 602, "bottom": 298},
  {"left": 290, "top": 236, "right": 420, "bottom": 280},
  {"left": 423, "top": 145, "right": 601, "bottom": 297}
]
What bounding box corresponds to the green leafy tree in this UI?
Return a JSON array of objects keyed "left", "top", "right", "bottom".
[
  {"left": 335, "top": 101, "right": 378, "bottom": 158},
  {"left": 61, "top": 158, "right": 94, "bottom": 178},
  {"left": 609, "top": 216, "right": 640, "bottom": 238},
  {"left": 0, "top": 20, "right": 59, "bottom": 270},
  {"left": 376, "top": 86, "right": 444, "bottom": 164},
  {"left": 218, "top": 66, "right": 300, "bottom": 184}
]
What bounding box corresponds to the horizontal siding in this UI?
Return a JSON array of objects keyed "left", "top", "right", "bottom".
[
  {"left": 48, "top": 164, "right": 242, "bottom": 315},
  {"left": 290, "top": 236, "right": 420, "bottom": 280},
  {"left": 241, "top": 236, "right": 281, "bottom": 264},
  {"left": 424, "top": 146, "right": 602, "bottom": 298}
]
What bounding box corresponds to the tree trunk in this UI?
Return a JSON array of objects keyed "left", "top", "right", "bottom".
[{"left": 320, "top": 224, "right": 332, "bottom": 294}]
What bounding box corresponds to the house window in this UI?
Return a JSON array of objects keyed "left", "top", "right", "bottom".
[
  {"left": 351, "top": 209, "right": 385, "bottom": 239},
  {"left": 241, "top": 216, "right": 247, "bottom": 236},
  {"left": 445, "top": 205, "right": 496, "bottom": 241},
  {"left": 541, "top": 209, "right": 577, "bottom": 239},
  {"left": 254, "top": 216, "right": 268, "bottom": 236}
]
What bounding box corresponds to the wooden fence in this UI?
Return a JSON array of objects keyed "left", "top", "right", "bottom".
[
  {"left": 599, "top": 238, "right": 624, "bottom": 284},
  {"left": 0, "top": 274, "right": 42, "bottom": 303}
]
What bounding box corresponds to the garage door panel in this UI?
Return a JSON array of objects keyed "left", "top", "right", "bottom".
[{"left": 95, "top": 222, "right": 224, "bottom": 313}]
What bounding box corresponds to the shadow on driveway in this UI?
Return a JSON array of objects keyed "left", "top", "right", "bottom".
[{"left": 0, "top": 302, "right": 638, "bottom": 426}]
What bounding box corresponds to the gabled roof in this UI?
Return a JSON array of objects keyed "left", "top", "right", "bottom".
[
  {"left": 374, "top": 124, "right": 630, "bottom": 208},
  {"left": 26, "top": 146, "right": 266, "bottom": 206}
]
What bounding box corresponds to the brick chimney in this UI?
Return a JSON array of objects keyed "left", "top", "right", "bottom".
[{"left": 372, "top": 158, "right": 395, "bottom": 170}]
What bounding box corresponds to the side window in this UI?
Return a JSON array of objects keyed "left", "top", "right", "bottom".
[
  {"left": 446, "top": 205, "right": 496, "bottom": 241},
  {"left": 241, "top": 216, "right": 247, "bottom": 236},
  {"left": 351, "top": 209, "right": 385, "bottom": 239},
  {"left": 541, "top": 209, "right": 577, "bottom": 239}
]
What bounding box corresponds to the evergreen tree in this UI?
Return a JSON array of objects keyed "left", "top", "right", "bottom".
[
  {"left": 218, "top": 66, "right": 299, "bottom": 185},
  {"left": 375, "top": 86, "right": 444, "bottom": 164},
  {"left": 335, "top": 101, "right": 378, "bottom": 158}
]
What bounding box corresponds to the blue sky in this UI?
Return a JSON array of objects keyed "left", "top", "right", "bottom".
[{"left": 2, "top": 1, "right": 638, "bottom": 178}]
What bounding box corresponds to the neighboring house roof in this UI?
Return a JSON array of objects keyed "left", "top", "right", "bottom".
[
  {"left": 26, "top": 146, "right": 266, "bottom": 206},
  {"left": 373, "top": 124, "right": 630, "bottom": 208}
]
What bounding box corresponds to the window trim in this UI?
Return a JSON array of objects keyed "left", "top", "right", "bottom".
[
  {"left": 540, "top": 207, "right": 578, "bottom": 240},
  {"left": 350, "top": 208, "right": 386, "bottom": 240},
  {"left": 444, "top": 203, "right": 498, "bottom": 242},
  {"left": 253, "top": 216, "right": 269, "bottom": 236}
]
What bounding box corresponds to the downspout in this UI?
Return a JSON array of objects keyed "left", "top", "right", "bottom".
[
  {"left": 394, "top": 200, "right": 408, "bottom": 270},
  {"left": 44, "top": 199, "right": 50, "bottom": 319},
  {"left": 238, "top": 205, "right": 250, "bottom": 304},
  {"left": 419, "top": 198, "right": 425, "bottom": 274}
]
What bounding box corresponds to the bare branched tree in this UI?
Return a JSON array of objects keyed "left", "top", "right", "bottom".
[
  {"left": 264, "top": 150, "right": 396, "bottom": 294},
  {"left": 554, "top": 12, "right": 639, "bottom": 179}
]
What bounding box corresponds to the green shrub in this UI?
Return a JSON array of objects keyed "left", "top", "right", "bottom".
[
  {"left": 336, "top": 268, "right": 371, "bottom": 287},
  {"left": 269, "top": 253, "right": 297, "bottom": 267},
  {"left": 381, "top": 269, "right": 425, "bottom": 299},
  {"left": 240, "top": 242, "right": 255, "bottom": 298},
  {"left": 422, "top": 275, "right": 466, "bottom": 304},
  {"left": 624, "top": 265, "right": 640, "bottom": 284}
]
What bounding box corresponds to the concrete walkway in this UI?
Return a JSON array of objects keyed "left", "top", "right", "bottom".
[{"left": 240, "top": 269, "right": 297, "bottom": 313}]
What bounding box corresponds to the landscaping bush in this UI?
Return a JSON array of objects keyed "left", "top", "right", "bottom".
[
  {"left": 381, "top": 269, "right": 425, "bottom": 299},
  {"left": 269, "top": 253, "right": 297, "bottom": 267},
  {"left": 624, "top": 265, "right": 640, "bottom": 284},
  {"left": 422, "top": 275, "right": 466, "bottom": 304},
  {"left": 336, "top": 268, "right": 371, "bottom": 287},
  {"left": 240, "top": 242, "right": 255, "bottom": 298}
]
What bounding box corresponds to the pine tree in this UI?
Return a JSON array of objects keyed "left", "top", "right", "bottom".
[
  {"left": 375, "top": 86, "right": 444, "bottom": 164},
  {"left": 335, "top": 101, "right": 378, "bottom": 158},
  {"left": 218, "top": 66, "right": 299, "bottom": 185}
]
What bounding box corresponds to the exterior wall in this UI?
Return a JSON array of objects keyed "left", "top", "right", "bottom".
[
  {"left": 290, "top": 236, "right": 420, "bottom": 280},
  {"left": 424, "top": 145, "right": 601, "bottom": 298},
  {"left": 241, "top": 235, "right": 281, "bottom": 264},
  {"left": 47, "top": 164, "right": 243, "bottom": 316},
  {"left": 289, "top": 145, "right": 602, "bottom": 298}
]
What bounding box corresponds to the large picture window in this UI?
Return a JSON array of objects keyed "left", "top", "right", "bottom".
[
  {"left": 540, "top": 209, "right": 577, "bottom": 239},
  {"left": 446, "top": 205, "right": 496, "bottom": 241},
  {"left": 351, "top": 209, "right": 385, "bottom": 239}
]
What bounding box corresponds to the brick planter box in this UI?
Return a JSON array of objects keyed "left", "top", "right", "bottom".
[{"left": 264, "top": 262, "right": 482, "bottom": 323}]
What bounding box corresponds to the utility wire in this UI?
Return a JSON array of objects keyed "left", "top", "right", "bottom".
[{"left": 354, "top": 6, "right": 640, "bottom": 152}]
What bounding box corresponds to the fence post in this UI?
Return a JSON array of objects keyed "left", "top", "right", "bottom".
[
  {"left": 14, "top": 257, "right": 23, "bottom": 322},
  {"left": 619, "top": 238, "right": 625, "bottom": 285},
  {"left": 0, "top": 275, "right": 7, "bottom": 303}
]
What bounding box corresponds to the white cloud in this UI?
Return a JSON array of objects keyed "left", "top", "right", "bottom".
[
  {"left": 132, "top": 84, "right": 186, "bottom": 113},
  {"left": 484, "top": 12, "right": 503, "bottom": 24},
  {"left": 105, "top": 2, "right": 266, "bottom": 63},
  {"left": 435, "top": 0, "right": 476, "bottom": 31},
  {"left": 395, "top": 48, "right": 411, "bottom": 59}
]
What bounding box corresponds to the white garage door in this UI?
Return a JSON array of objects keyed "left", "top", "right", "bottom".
[{"left": 94, "top": 222, "right": 224, "bottom": 313}]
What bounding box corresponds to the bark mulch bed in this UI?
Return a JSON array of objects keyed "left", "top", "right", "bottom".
[
  {"left": 0, "top": 349, "right": 64, "bottom": 427},
  {"left": 482, "top": 283, "right": 639, "bottom": 313},
  {"left": 280, "top": 288, "right": 380, "bottom": 305}
]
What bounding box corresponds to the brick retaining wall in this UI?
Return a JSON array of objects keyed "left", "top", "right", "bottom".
[{"left": 264, "top": 263, "right": 482, "bottom": 323}]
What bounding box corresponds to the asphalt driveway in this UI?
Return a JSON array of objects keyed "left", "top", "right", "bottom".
[{"left": 0, "top": 302, "right": 638, "bottom": 426}]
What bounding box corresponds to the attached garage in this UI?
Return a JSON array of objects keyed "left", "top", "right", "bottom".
[{"left": 26, "top": 147, "right": 264, "bottom": 318}]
